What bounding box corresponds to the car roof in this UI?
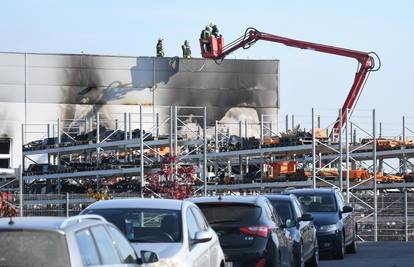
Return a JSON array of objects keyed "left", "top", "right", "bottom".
[
  {"left": 284, "top": 188, "right": 337, "bottom": 195},
  {"left": 189, "top": 195, "right": 264, "bottom": 205},
  {"left": 86, "top": 198, "right": 184, "bottom": 211},
  {"left": 0, "top": 217, "right": 67, "bottom": 232},
  {"left": 265, "top": 194, "right": 293, "bottom": 202},
  {"left": 0, "top": 215, "right": 108, "bottom": 233}
]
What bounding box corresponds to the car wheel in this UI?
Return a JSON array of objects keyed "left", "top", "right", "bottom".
[
  {"left": 346, "top": 227, "right": 357, "bottom": 254},
  {"left": 306, "top": 239, "right": 319, "bottom": 267},
  {"left": 334, "top": 232, "right": 345, "bottom": 259}
]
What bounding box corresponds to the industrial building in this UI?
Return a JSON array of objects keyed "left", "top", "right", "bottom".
[{"left": 0, "top": 52, "right": 279, "bottom": 170}]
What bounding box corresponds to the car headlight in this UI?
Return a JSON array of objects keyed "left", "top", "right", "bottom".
[{"left": 317, "top": 224, "right": 337, "bottom": 233}]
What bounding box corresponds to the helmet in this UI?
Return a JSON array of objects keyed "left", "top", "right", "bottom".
[
  {"left": 158, "top": 37, "right": 163, "bottom": 41},
  {"left": 184, "top": 40, "right": 189, "bottom": 45},
  {"left": 209, "top": 22, "right": 214, "bottom": 27}
]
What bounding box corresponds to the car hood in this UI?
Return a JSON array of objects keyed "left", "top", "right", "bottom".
[
  {"left": 131, "top": 242, "right": 183, "bottom": 259},
  {"left": 309, "top": 212, "right": 340, "bottom": 226}
]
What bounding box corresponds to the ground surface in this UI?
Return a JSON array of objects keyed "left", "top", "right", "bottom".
[{"left": 319, "top": 242, "right": 414, "bottom": 267}]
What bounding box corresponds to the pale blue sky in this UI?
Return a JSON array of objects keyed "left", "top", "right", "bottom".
[{"left": 1, "top": 0, "right": 413, "bottom": 133}]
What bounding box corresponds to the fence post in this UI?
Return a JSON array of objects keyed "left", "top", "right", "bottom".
[
  {"left": 17, "top": 165, "right": 23, "bottom": 216},
  {"left": 405, "top": 190, "right": 408, "bottom": 242},
  {"left": 66, "top": 192, "right": 70, "bottom": 217}
]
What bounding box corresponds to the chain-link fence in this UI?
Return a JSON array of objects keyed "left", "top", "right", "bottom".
[
  {"left": 351, "top": 192, "right": 414, "bottom": 241},
  {"left": 5, "top": 191, "right": 414, "bottom": 242}
]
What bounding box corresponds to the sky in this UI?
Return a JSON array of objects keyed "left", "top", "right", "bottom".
[{"left": 0, "top": 0, "right": 413, "bottom": 135}]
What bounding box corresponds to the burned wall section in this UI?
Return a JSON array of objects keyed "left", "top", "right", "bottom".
[{"left": 0, "top": 52, "right": 279, "bottom": 168}]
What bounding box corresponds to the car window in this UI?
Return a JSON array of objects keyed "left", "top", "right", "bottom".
[
  {"left": 84, "top": 208, "right": 182, "bottom": 243},
  {"left": 336, "top": 191, "right": 345, "bottom": 209},
  {"left": 191, "top": 207, "right": 209, "bottom": 231},
  {"left": 292, "top": 199, "right": 303, "bottom": 219},
  {"left": 294, "top": 198, "right": 305, "bottom": 215},
  {"left": 296, "top": 194, "right": 337, "bottom": 212},
  {"left": 197, "top": 203, "right": 261, "bottom": 226},
  {"left": 187, "top": 208, "right": 202, "bottom": 239},
  {"left": 0, "top": 230, "right": 70, "bottom": 267},
  {"left": 90, "top": 226, "right": 121, "bottom": 265},
  {"left": 75, "top": 229, "right": 101, "bottom": 266},
  {"left": 265, "top": 199, "right": 282, "bottom": 225},
  {"left": 108, "top": 225, "right": 138, "bottom": 264},
  {"left": 269, "top": 200, "right": 294, "bottom": 223}
]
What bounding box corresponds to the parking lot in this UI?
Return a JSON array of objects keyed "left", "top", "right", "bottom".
[{"left": 320, "top": 242, "right": 414, "bottom": 267}]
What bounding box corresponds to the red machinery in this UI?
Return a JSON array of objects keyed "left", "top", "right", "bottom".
[{"left": 200, "top": 27, "right": 380, "bottom": 137}]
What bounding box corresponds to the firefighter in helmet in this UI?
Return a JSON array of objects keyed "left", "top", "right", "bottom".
[
  {"left": 200, "top": 25, "right": 212, "bottom": 53},
  {"left": 181, "top": 40, "right": 192, "bottom": 58},
  {"left": 156, "top": 38, "right": 165, "bottom": 57}
]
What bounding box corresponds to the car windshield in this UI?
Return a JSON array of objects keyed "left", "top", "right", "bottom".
[
  {"left": 196, "top": 203, "right": 261, "bottom": 226},
  {"left": 84, "top": 208, "right": 182, "bottom": 243},
  {"left": 269, "top": 200, "right": 293, "bottom": 222},
  {"left": 0, "top": 230, "right": 70, "bottom": 267},
  {"left": 296, "top": 194, "right": 337, "bottom": 212}
]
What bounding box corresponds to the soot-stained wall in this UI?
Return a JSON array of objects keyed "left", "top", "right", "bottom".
[{"left": 0, "top": 52, "right": 279, "bottom": 168}]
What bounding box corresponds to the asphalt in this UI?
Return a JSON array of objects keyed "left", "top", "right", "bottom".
[{"left": 319, "top": 242, "right": 414, "bottom": 267}]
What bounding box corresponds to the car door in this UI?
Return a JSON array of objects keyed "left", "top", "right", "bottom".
[
  {"left": 265, "top": 200, "right": 292, "bottom": 267},
  {"left": 191, "top": 206, "right": 221, "bottom": 267},
  {"left": 292, "top": 198, "right": 312, "bottom": 257},
  {"left": 106, "top": 225, "right": 140, "bottom": 266},
  {"left": 186, "top": 207, "right": 210, "bottom": 267},
  {"left": 90, "top": 225, "right": 133, "bottom": 267},
  {"left": 336, "top": 191, "right": 353, "bottom": 244}
]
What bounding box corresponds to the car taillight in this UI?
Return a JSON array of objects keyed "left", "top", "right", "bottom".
[
  {"left": 256, "top": 258, "right": 267, "bottom": 267},
  {"left": 239, "top": 225, "right": 270, "bottom": 238}
]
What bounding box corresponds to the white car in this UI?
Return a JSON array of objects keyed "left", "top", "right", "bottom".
[
  {"left": 82, "top": 199, "right": 225, "bottom": 267},
  {"left": 0, "top": 215, "right": 158, "bottom": 267}
]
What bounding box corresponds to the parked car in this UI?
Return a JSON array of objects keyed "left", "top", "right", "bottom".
[
  {"left": 190, "top": 195, "right": 293, "bottom": 267},
  {"left": 0, "top": 215, "right": 156, "bottom": 267},
  {"left": 266, "top": 194, "right": 319, "bottom": 267},
  {"left": 284, "top": 188, "right": 357, "bottom": 259},
  {"left": 81, "top": 198, "right": 225, "bottom": 267}
]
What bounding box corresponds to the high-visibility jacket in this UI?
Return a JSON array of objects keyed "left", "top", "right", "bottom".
[{"left": 203, "top": 30, "right": 211, "bottom": 40}]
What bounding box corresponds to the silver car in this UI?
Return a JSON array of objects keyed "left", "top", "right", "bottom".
[
  {"left": 0, "top": 215, "right": 158, "bottom": 267},
  {"left": 82, "top": 199, "right": 226, "bottom": 267}
]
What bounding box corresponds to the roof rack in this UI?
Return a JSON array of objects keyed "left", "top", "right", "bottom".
[{"left": 60, "top": 215, "right": 107, "bottom": 229}]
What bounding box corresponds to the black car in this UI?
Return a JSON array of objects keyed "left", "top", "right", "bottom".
[
  {"left": 284, "top": 188, "right": 356, "bottom": 259},
  {"left": 190, "top": 195, "right": 293, "bottom": 267},
  {"left": 266, "top": 194, "right": 319, "bottom": 267}
]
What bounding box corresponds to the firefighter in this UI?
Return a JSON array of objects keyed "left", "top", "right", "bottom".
[
  {"left": 210, "top": 23, "right": 220, "bottom": 37},
  {"left": 156, "top": 38, "right": 164, "bottom": 57},
  {"left": 200, "top": 25, "right": 212, "bottom": 53},
  {"left": 181, "top": 40, "right": 191, "bottom": 58}
]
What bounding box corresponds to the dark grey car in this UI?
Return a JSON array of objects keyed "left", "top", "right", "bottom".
[{"left": 266, "top": 194, "right": 319, "bottom": 267}]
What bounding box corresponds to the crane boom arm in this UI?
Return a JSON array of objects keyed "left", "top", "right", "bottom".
[{"left": 202, "top": 28, "right": 378, "bottom": 136}]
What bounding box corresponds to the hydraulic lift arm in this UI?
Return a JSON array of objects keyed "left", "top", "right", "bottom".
[{"left": 201, "top": 27, "right": 380, "bottom": 136}]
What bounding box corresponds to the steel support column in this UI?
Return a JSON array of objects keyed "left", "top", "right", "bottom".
[
  {"left": 312, "top": 108, "right": 316, "bottom": 189},
  {"left": 373, "top": 109, "right": 378, "bottom": 242},
  {"left": 140, "top": 106, "right": 144, "bottom": 198},
  {"left": 203, "top": 107, "right": 208, "bottom": 196}
]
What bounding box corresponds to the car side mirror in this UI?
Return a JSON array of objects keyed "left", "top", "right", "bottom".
[
  {"left": 284, "top": 219, "right": 296, "bottom": 228},
  {"left": 342, "top": 206, "right": 353, "bottom": 213},
  {"left": 193, "top": 230, "right": 213, "bottom": 244},
  {"left": 140, "top": 250, "right": 159, "bottom": 264},
  {"left": 300, "top": 213, "right": 313, "bottom": 221}
]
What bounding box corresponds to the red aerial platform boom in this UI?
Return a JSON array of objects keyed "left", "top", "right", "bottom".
[{"left": 200, "top": 27, "right": 380, "bottom": 137}]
